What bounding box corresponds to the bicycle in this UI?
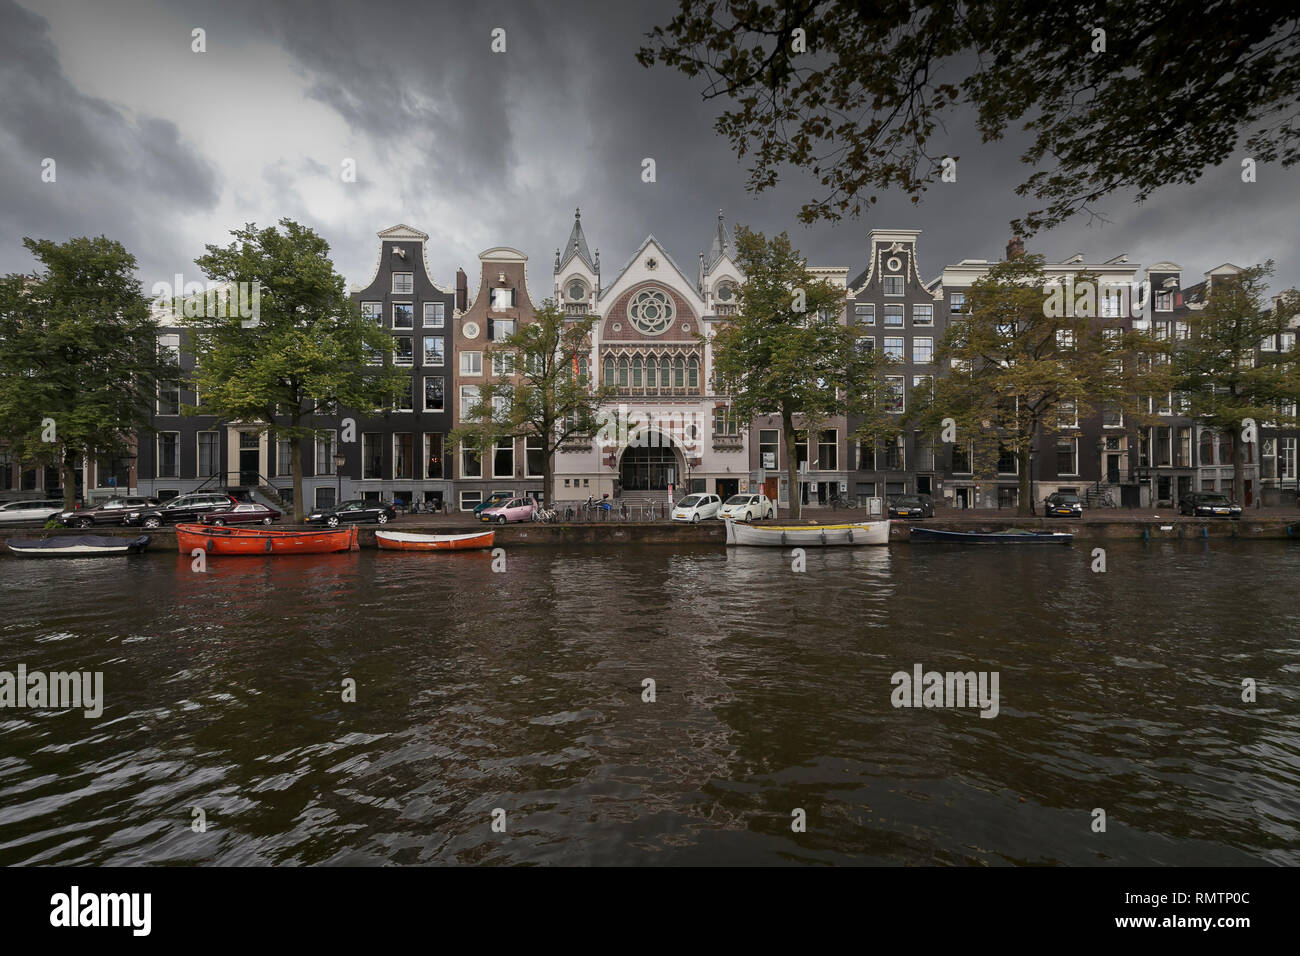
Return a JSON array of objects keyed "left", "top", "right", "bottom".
[{"left": 829, "top": 493, "right": 858, "bottom": 510}]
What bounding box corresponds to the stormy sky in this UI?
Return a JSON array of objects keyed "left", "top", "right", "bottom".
[{"left": 2, "top": 0, "right": 1298, "bottom": 299}]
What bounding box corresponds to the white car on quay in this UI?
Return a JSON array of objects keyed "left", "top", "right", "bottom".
[
  {"left": 717, "top": 493, "right": 775, "bottom": 522},
  {"left": 671, "top": 493, "right": 722, "bottom": 523}
]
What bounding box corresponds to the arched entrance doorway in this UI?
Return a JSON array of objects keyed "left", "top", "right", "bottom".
[{"left": 620, "top": 435, "right": 683, "bottom": 491}]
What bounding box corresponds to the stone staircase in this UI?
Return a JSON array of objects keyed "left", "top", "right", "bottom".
[
  {"left": 255, "top": 483, "right": 289, "bottom": 511},
  {"left": 1084, "top": 481, "right": 1115, "bottom": 509}
]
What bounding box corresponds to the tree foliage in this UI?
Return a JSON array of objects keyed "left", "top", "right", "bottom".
[
  {"left": 0, "top": 236, "right": 179, "bottom": 510},
  {"left": 449, "top": 301, "right": 613, "bottom": 506},
  {"left": 923, "top": 254, "right": 1161, "bottom": 514},
  {"left": 185, "top": 219, "right": 406, "bottom": 521},
  {"left": 639, "top": 1, "right": 1300, "bottom": 233},
  {"left": 712, "top": 226, "right": 886, "bottom": 518},
  {"left": 1169, "top": 262, "right": 1300, "bottom": 501}
]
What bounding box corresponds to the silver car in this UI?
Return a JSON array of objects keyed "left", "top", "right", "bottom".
[{"left": 0, "top": 499, "right": 66, "bottom": 524}]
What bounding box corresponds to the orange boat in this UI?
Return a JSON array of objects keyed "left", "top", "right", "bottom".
[
  {"left": 175, "top": 523, "right": 358, "bottom": 555},
  {"left": 375, "top": 529, "right": 494, "bottom": 551}
]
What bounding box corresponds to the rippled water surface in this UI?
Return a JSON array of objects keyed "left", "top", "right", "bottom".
[{"left": 0, "top": 540, "right": 1297, "bottom": 865}]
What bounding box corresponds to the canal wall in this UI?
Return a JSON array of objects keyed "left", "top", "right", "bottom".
[{"left": 2, "top": 517, "right": 1299, "bottom": 553}]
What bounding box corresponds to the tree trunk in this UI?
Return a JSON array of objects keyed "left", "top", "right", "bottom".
[
  {"left": 291, "top": 435, "right": 305, "bottom": 524},
  {"left": 783, "top": 409, "right": 800, "bottom": 520},
  {"left": 1017, "top": 443, "right": 1033, "bottom": 516},
  {"left": 60, "top": 453, "right": 78, "bottom": 512}
]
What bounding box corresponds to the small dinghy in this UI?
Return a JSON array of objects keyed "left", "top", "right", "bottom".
[
  {"left": 909, "top": 527, "right": 1073, "bottom": 545},
  {"left": 376, "top": 529, "right": 495, "bottom": 551},
  {"left": 6, "top": 534, "right": 152, "bottom": 557},
  {"left": 175, "top": 523, "right": 357, "bottom": 555},
  {"left": 724, "top": 518, "right": 890, "bottom": 547}
]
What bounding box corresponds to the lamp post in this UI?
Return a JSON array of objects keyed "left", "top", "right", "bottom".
[{"left": 334, "top": 453, "right": 346, "bottom": 508}]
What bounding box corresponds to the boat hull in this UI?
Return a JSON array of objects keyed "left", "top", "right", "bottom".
[
  {"left": 6, "top": 534, "right": 152, "bottom": 557},
  {"left": 909, "top": 527, "right": 1073, "bottom": 544},
  {"left": 376, "top": 530, "right": 495, "bottom": 551},
  {"left": 175, "top": 523, "right": 357, "bottom": 555},
  {"left": 725, "top": 519, "right": 890, "bottom": 546}
]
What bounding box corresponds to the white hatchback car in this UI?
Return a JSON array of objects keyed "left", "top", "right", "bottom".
[
  {"left": 717, "top": 493, "right": 775, "bottom": 522},
  {"left": 671, "top": 493, "right": 722, "bottom": 523}
]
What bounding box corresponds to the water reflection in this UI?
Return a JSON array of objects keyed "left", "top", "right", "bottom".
[{"left": 0, "top": 541, "right": 1296, "bottom": 865}]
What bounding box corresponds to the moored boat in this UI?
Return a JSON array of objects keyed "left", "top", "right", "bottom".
[
  {"left": 909, "top": 527, "right": 1073, "bottom": 545},
  {"left": 375, "top": 529, "right": 495, "bottom": 551},
  {"left": 6, "top": 534, "right": 152, "bottom": 557},
  {"left": 175, "top": 523, "right": 357, "bottom": 555},
  {"left": 724, "top": 518, "right": 889, "bottom": 547}
]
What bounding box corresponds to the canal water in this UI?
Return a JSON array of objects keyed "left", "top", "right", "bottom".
[{"left": 0, "top": 541, "right": 1296, "bottom": 866}]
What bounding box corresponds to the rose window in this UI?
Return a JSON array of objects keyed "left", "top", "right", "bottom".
[{"left": 628, "top": 288, "right": 674, "bottom": 335}]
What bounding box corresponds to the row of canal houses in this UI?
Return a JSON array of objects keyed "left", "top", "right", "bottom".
[{"left": 8, "top": 212, "right": 1297, "bottom": 512}]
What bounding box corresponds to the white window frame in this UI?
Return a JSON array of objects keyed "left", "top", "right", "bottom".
[
  {"left": 393, "top": 335, "right": 414, "bottom": 366},
  {"left": 156, "top": 432, "right": 180, "bottom": 479},
  {"left": 423, "top": 301, "right": 445, "bottom": 328},
  {"left": 423, "top": 335, "right": 444, "bottom": 367},
  {"left": 912, "top": 304, "right": 933, "bottom": 326},
  {"left": 197, "top": 431, "right": 220, "bottom": 478},
  {"left": 459, "top": 491, "right": 483, "bottom": 511},
  {"left": 424, "top": 376, "right": 445, "bottom": 412},
  {"left": 392, "top": 273, "right": 413, "bottom": 295},
  {"left": 459, "top": 385, "right": 480, "bottom": 419},
  {"left": 392, "top": 303, "right": 414, "bottom": 329},
  {"left": 913, "top": 336, "right": 933, "bottom": 364},
  {"left": 315, "top": 430, "right": 337, "bottom": 475},
  {"left": 883, "top": 276, "right": 904, "bottom": 296},
  {"left": 460, "top": 351, "right": 482, "bottom": 376}
]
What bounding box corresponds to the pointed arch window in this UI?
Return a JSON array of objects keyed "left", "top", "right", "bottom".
[
  {"left": 603, "top": 355, "right": 615, "bottom": 387},
  {"left": 618, "top": 356, "right": 629, "bottom": 388},
  {"left": 632, "top": 356, "right": 643, "bottom": 388},
  {"left": 673, "top": 356, "right": 685, "bottom": 388},
  {"left": 660, "top": 355, "right": 671, "bottom": 388},
  {"left": 646, "top": 354, "right": 657, "bottom": 388},
  {"left": 687, "top": 356, "right": 699, "bottom": 389},
  {"left": 577, "top": 354, "right": 589, "bottom": 384}
]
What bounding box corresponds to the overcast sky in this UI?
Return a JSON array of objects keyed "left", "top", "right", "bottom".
[{"left": 3, "top": 0, "right": 1298, "bottom": 299}]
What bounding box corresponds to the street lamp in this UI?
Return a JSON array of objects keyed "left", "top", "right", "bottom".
[{"left": 334, "top": 453, "right": 346, "bottom": 507}]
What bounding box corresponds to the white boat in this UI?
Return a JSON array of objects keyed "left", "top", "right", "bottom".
[
  {"left": 6, "top": 534, "right": 152, "bottom": 557},
  {"left": 724, "top": 518, "right": 890, "bottom": 547},
  {"left": 375, "top": 529, "right": 495, "bottom": 552}
]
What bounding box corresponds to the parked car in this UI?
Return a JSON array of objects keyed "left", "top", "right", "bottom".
[
  {"left": 717, "top": 493, "right": 775, "bottom": 522},
  {"left": 58, "top": 496, "right": 158, "bottom": 528},
  {"left": 1043, "top": 492, "right": 1084, "bottom": 517},
  {"left": 0, "top": 499, "right": 66, "bottom": 525},
  {"left": 200, "top": 502, "right": 281, "bottom": 526},
  {"left": 472, "top": 491, "right": 514, "bottom": 516},
  {"left": 478, "top": 497, "right": 536, "bottom": 524},
  {"left": 672, "top": 493, "right": 722, "bottom": 523},
  {"left": 888, "top": 494, "right": 934, "bottom": 519},
  {"left": 1179, "top": 493, "right": 1242, "bottom": 518},
  {"left": 124, "top": 493, "right": 239, "bottom": 529},
  {"left": 307, "top": 499, "right": 397, "bottom": 527}
]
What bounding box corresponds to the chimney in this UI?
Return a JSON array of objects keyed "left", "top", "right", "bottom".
[
  {"left": 1006, "top": 237, "right": 1025, "bottom": 260},
  {"left": 455, "top": 268, "right": 468, "bottom": 312}
]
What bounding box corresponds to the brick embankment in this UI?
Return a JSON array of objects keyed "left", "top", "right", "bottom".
[{"left": 1, "top": 508, "right": 1298, "bottom": 552}]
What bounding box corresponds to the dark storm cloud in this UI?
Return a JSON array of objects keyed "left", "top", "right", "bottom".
[
  {"left": 2, "top": 0, "right": 1297, "bottom": 295},
  {"left": 0, "top": 0, "right": 219, "bottom": 276}
]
